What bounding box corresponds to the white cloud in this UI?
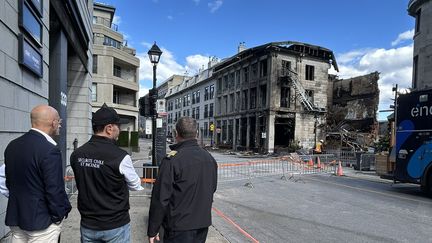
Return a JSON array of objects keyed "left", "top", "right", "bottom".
[
  {"left": 335, "top": 44, "right": 413, "bottom": 120},
  {"left": 112, "top": 15, "right": 121, "bottom": 26},
  {"left": 391, "top": 29, "right": 414, "bottom": 46},
  {"left": 137, "top": 43, "right": 210, "bottom": 94},
  {"left": 139, "top": 87, "right": 149, "bottom": 97},
  {"left": 208, "top": 0, "right": 223, "bottom": 13}
]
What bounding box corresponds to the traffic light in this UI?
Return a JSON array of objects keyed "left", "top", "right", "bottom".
[
  {"left": 139, "top": 95, "right": 150, "bottom": 117},
  {"left": 148, "top": 88, "right": 157, "bottom": 116}
]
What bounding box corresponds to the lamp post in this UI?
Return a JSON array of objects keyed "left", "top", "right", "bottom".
[{"left": 148, "top": 42, "right": 162, "bottom": 166}]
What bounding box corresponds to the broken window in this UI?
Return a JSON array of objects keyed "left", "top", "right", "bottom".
[
  {"left": 224, "top": 75, "right": 229, "bottom": 90},
  {"left": 236, "top": 91, "right": 241, "bottom": 111},
  {"left": 252, "top": 63, "right": 258, "bottom": 78},
  {"left": 223, "top": 95, "right": 228, "bottom": 114},
  {"left": 260, "top": 59, "right": 268, "bottom": 77},
  {"left": 217, "top": 78, "right": 222, "bottom": 94},
  {"left": 305, "top": 65, "right": 315, "bottom": 81},
  {"left": 235, "top": 70, "right": 240, "bottom": 87},
  {"left": 242, "top": 90, "right": 248, "bottom": 110},
  {"left": 280, "top": 87, "right": 290, "bottom": 108},
  {"left": 230, "top": 93, "right": 235, "bottom": 112},
  {"left": 229, "top": 73, "right": 235, "bottom": 88},
  {"left": 306, "top": 89, "right": 314, "bottom": 104},
  {"left": 282, "top": 60, "right": 291, "bottom": 76},
  {"left": 250, "top": 88, "right": 257, "bottom": 109},
  {"left": 260, "top": 85, "right": 267, "bottom": 107},
  {"left": 243, "top": 67, "right": 249, "bottom": 83}
]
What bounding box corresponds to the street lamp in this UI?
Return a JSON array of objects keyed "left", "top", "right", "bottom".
[{"left": 148, "top": 42, "right": 162, "bottom": 166}]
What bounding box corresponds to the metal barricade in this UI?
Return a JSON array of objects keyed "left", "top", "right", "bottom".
[{"left": 359, "top": 153, "right": 376, "bottom": 171}]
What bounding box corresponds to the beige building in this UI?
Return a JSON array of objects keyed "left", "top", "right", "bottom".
[{"left": 92, "top": 3, "right": 140, "bottom": 130}]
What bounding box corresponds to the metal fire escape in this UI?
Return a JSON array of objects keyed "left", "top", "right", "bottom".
[{"left": 282, "top": 69, "right": 326, "bottom": 113}]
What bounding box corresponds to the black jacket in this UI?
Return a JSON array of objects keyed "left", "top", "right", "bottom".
[
  {"left": 70, "top": 135, "right": 130, "bottom": 230},
  {"left": 148, "top": 139, "right": 218, "bottom": 237},
  {"left": 4, "top": 130, "right": 71, "bottom": 231}
]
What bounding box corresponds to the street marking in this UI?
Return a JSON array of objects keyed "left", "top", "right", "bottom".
[
  {"left": 212, "top": 207, "right": 259, "bottom": 243},
  {"left": 307, "top": 177, "right": 432, "bottom": 205}
]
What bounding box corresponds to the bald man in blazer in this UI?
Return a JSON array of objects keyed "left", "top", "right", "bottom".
[{"left": 4, "top": 105, "right": 71, "bottom": 242}]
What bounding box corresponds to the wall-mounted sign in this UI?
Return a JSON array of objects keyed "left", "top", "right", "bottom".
[
  {"left": 27, "top": 0, "right": 43, "bottom": 17},
  {"left": 19, "top": 0, "right": 43, "bottom": 46},
  {"left": 19, "top": 35, "right": 43, "bottom": 78}
]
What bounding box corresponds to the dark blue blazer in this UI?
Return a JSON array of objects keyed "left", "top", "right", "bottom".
[{"left": 4, "top": 129, "right": 71, "bottom": 231}]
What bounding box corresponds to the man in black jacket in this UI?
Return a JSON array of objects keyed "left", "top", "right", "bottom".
[
  {"left": 70, "top": 104, "right": 143, "bottom": 242},
  {"left": 4, "top": 105, "right": 71, "bottom": 242},
  {"left": 148, "top": 117, "right": 218, "bottom": 243}
]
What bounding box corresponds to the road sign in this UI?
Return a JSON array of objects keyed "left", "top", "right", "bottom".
[{"left": 210, "top": 123, "right": 215, "bottom": 131}]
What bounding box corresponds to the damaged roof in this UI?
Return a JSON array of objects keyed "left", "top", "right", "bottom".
[{"left": 214, "top": 41, "right": 339, "bottom": 72}]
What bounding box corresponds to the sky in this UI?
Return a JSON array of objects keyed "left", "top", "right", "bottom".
[{"left": 98, "top": 0, "right": 415, "bottom": 121}]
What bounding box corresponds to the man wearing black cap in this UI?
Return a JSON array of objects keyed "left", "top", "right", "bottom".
[{"left": 70, "top": 103, "right": 143, "bottom": 242}]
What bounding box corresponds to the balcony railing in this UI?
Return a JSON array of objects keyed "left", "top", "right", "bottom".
[{"left": 93, "top": 16, "right": 118, "bottom": 31}]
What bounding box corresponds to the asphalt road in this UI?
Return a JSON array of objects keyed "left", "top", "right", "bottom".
[{"left": 211, "top": 173, "right": 432, "bottom": 243}]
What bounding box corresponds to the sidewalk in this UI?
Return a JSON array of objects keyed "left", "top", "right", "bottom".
[
  {"left": 61, "top": 139, "right": 229, "bottom": 242},
  {"left": 61, "top": 195, "right": 229, "bottom": 242}
]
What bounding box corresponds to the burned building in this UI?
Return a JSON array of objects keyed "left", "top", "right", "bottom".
[
  {"left": 326, "top": 72, "right": 380, "bottom": 149},
  {"left": 212, "top": 41, "right": 338, "bottom": 153}
]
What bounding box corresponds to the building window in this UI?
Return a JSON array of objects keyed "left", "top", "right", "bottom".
[
  {"left": 413, "top": 55, "right": 418, "bottom": 89},
  {"left": 415, "top": 9, "right": 421, "bottom": 33},
  {"left": 260, "top": 85, "right": 267, "bottom": 107},
  {"left": 113, "top": 90, "right": 119, "bottom": 104},
  {"left": 306, "top": 89, "right": 314, "bottom": 104},
  {"left": 196, "top": 107, "right": 200, "bottom": 119},
  {"left": 192, "top": 108, "right": 196, "bottom": 118},
  {"left": 217, "top": 78, "right": 222, "bottom": 94},
  {"left": 235, "top": 70, "right": 240, "bottom": 87},
  {"left": 251, "top": 63, "right": 258, "bottom": 78},
  {"left": 93, "top": 55, "right": 98, "bottom": 74},
  {"left": 204, "top": 86, "right": 209, "bottom": 101},
  {"left": 224, "top": 75, "right": 229, "bottom": 90},
  {"left": 209, "top": 103, "right": 214, "bottom": 117},
  {"left": 282, "top": 60, "right": 292, "bottom": 76},
  {"left": 280, "top": 87, "right": 290, "bottom": 108},
  {"left": 250, "top": 88, "right": 256, "bottom": 109},
  {"left": 196, "top": 90, "right": 200, "bottom": 103},
  {"left": 260, "top": 59, "right": 268, "bottom": 77},
  {"left": 192, "top": 92, "right": 196, "bottom": 104},
  {"left": 204, "top": 104, "right": 208, "bottom": 118},
  {"left": 242, "top": 90, "right": 248, "bottom": 110},
  {"left": 223, "top": 95, "right": 228, "bottom": 114},
  {"left": 235, "top": 92, "right": 240, "bottom": 111},
  {"left": 229, "top": 73, "right": 235, "bottom": 88},
  {"left": 204, "top": 122, "right": 208, "bottom": 137},
  {"left": 183, "top": 95, "right": 187, "bottom": 107},
  {"left": 92, "top": 83, "right": 97, "bottom": 102},
  {"left": 210, "top": 85, "right": 215, "bottom": 99},
  {"left": 229, "top": 93, "right": 235, "bottom": 112},
  {"left": 113, "top": 65, "right": 121, "bottom": 78},
  {"left": 243, "top": 67, "right": 249, "bottom": 83},
  {"left": 305, "top": 65, "right": 315, "bottom": 81}
]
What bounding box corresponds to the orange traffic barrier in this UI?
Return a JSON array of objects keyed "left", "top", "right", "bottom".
[
  {"left": 336, "top": 161, "right": 344, "bottom": 176},
  {"left": 141, "top": 178, "right": 156, "bottom": 184},
  {"left": 307, "top": 158, "right": 313, "bottom": 167}
]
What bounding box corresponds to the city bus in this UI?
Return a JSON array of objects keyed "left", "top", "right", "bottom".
[{"left": 394, "top": 88, "right": 432, "bottom": 194}]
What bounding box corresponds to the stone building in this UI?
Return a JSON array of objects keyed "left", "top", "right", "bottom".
[
  {"left": 92, "top": 2, "right": 140, "bottom": 131},
  {"left": 0, "top": 0, "right": 93, "bottom": 238},
  {"left": 409, "top": 0, "right": 432, "bottom": 90},
  {"left": 165, "top": 59, "right": 219, "bottom": 146},
  {"left": 213, "top": 41, "right": 338, "bottom": 153}
]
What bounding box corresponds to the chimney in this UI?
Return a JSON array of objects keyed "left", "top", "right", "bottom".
[{"left": 238, "top": 42, "right": 246, "bottom": 53}]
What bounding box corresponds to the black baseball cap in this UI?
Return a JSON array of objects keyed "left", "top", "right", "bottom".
[{"left": 92, "top": 103, "right": 129, "bottom": 126}]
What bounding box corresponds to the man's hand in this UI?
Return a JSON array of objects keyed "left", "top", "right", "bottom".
[{"left": 149, "top": 233, "right": 160, "bottom": 243}]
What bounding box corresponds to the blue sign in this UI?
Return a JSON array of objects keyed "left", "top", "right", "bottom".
[
  {"left": 19, "top": 35, "right": 43, "bottom": 77},
  {"left": 20, "top": 1, "right": 42, "bottom": 46}
]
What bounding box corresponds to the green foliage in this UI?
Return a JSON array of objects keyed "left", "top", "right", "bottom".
[
  {"left": 374, "top": 135, "right": 390, "bottom": 152},
  {"left": 117, "top": 131, "right": 129, "bottom": 147},
  {"left": 130, "top": 131, "right": 139, "bottom": 147}
]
